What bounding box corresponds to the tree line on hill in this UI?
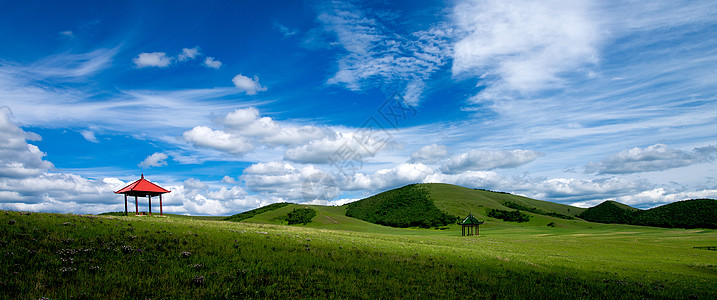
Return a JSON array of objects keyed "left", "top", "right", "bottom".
[{"left": 578, "top": 199, "right": 717, "bottom": 229}]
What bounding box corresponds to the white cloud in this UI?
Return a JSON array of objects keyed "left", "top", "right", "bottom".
[
  {"left": 232, "top": 74, "right": 267, "bottom": 95},
  {"left": 183, "top": 178, "right": 207, "bottom": 189},
  {"left": 59, "top": 31, "right": 74, "bottom": 38},
  {"left": 425, "top": 170, "right": 505, "bottom": 190},
  {"left": 529, "top": 177, "right": 650, "bottom": 203},
  {"left": 178, "top": 47, "right": 200, "bottom": 61},
  {"left": 284, "top": 135, "right": 351, "bottom": 164},
  {"left": 441, "top": 149, "right": 541, "bottom": 174},
  {"left": 316, "top": 1, "right": 452, "bottom": 104},
  {"left": 183, "top": 126, "right": 255, "bottom": 155},
  {"left": 221, "top": 175, "right": 236, "bottom": 184},
  {"left": 0, "top": 107, "right": 54, "bottom": 178},
  {"left": 585, "top": 144, "right": 717, "bottom": 174},
  {"left": 203, "top": 57, "right": 222, "bottom": 69},
  {"left": 138, "top": 152, "right": 169, "bottom": 168},
  {"left": 612, "top": 188, "right": 717, "bottom": 208},
  {"left": 80, "top": 130, "right": 99, "bottom": 143},
  {"left": 274, "top": 21, "right": 298, "bottom": 38},
  {"left": 244, "top": 161, "right": 296, "bottom": 175},
  {"left": 133, "top": 52, "right": 173, "bottom": 68},
  {"left": 241, "top": 161, "right": 339, "bottom": 201},
  {"left": 452, "top": 0, "right": 601, "bottom": 101},
  {"left": 344, "top": 163, "right": 435, "bottom": 191},
  {"left": 410, "top": 144, "right": 448, "bottom": 164}
]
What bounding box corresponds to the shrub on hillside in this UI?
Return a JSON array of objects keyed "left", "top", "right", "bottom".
[
  {"left": 286, "top": 208, "right": 317, "bottom": 225},
  {"left": 487, "top": 209, "right": 530, "bottom": 223}
]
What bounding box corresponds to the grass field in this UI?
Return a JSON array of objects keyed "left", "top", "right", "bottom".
[{"left": 1, "top": 209, "right": 716, "bottom": 299}]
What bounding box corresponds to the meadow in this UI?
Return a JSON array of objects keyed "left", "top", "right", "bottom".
[{"left": 1, "top": 209, "right": 716, "bottom": 299}]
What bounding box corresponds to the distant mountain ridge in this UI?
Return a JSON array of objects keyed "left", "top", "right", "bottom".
[{"left": 579, "top": 199, "right": 717, "bottom": 229}]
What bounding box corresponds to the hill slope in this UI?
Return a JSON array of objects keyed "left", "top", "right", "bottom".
[
  {"left": 344, "top": 183, "right": 588, "bottom": 229},
  {"left": 577, "top": 201, "right": 638, "bottom": 224},
  {"left": 579, "top": 199, "right": 717, "bottom": 229},
  {"left": 345, "top": 184, "right": 457, "bottom": 228},
  {"left": 633, "top": 199, "right": 717, "bottom": 228}
]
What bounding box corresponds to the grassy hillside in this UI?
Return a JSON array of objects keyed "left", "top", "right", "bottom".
[
  {"left": 345, "top": 184, "right": 457, "bottom": 228},
  {"left": 427, "top": 183, "right": 585, "bottom": 218},
  {"left": 224, "top": 202, "right": 289, "bottom": 222},
  {"left": 579, "top": 199, "right": 717, "bottom": 229},
  {"left": 1, "top": 210, "right": 715, "bottom": 298},
  {"left": 341, "top": 183, "right": 588, "bottom": 229}
]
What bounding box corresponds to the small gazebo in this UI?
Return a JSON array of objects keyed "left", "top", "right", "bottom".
[
  {"left": 459, "top": 213, "right": 484, "bottom": 236},
  {"left": 115, "top": 174, "right": 171, "bottom": 216}
]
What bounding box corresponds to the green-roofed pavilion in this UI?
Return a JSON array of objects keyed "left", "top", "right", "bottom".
[{"left": 459, "top": 213, "right": 484, "bottom": 236}]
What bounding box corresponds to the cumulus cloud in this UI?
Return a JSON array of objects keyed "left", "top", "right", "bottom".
[
  {"left": 451, "top": 0, "right": 601, "bottom": 101},
  {"left": 183, "top": 107, "right": 338, "bottom": 159},
  {"left": 221, "top": 175, "right": 236, "bottom": 184},
  {"left": 441, "top": 149, "right": 541, "bottom": 174},
  {"left": 178, "top": 47, "right": 200, "bottom": 61},
  {"left": 585, "top": 144, "right": 717, "bottom": 174},
  {"left": 232, "top": 74, "right": 267, "bottom": 95},
  {"left": 133, "top": 52, "right": 173, "bottom": 68},
  {"left": 138, "top": 152, "right": 169, "bottom": 168},
  {"left": 529, "top": 177, "right": 650, "bottom": 203},
  {"left": 344, "top": 163, "right": 434, "bottom": 191},
  {"left": 183, "top": 126, "right": 254, "bottom": 155},
  {"left": 425, "top": 170, "right": 506, "bottom": 190},
  {"left": 410, "top": 144, "right": 448, "bottom": 164},
  {"left": 203, "top": 57, "right": 222, "bottom": 69},
  {"left": 284, "top": 136, "right": 352, "bottom": 164},
  {"left": 241, "top": 161, "right": 339, "bottom": 201},
  {"left": 0, "top": 107, "right": 54, "bottom": 178}
]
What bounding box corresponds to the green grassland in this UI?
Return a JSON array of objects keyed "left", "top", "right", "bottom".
[
  {"left": 2, "top": 183, "right": 716, "bottom": 298},
  {"left": 2, "top": 209, "right": 716, "bottom": 299}
]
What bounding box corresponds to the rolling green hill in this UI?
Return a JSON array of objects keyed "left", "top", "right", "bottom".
[
  {"left": 344, "top": 183, "right": 588, "bottom": 229},
  {"left": 227, "top": 183, "right": 715, "bottom": 231},
  {"left": 345, "top": 184, "right": 457, "bottom": 228},
  {"left": 580, "top": 199, "right": 717, "bottom": 229},
  {"left": 577, "top": 200, "right": 639, "bottom": 224}
]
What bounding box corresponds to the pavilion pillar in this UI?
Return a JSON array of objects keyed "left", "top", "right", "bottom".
[
  {"left": 124, "top": 194, "right": 128, "bottom": 216},
  {"left": 159, "top": 194, "right": 163, "bottom": 216},
  {"left": 135, "top": 196, "right": 139, "bottom": 215},
  {"left": 148, "top": 195, "right": 152, "bottom": 216}
]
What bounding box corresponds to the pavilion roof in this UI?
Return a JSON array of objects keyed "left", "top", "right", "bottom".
[
  {"left": 115, "top": 174, "right": 171, "bottom": 195},
  {"left": 459, "top": 213, "right": 484, "bottom": 225}
]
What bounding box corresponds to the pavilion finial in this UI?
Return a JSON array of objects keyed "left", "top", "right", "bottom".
[{"left": 141, "top": 173, "right": 144, "bottom": 179}]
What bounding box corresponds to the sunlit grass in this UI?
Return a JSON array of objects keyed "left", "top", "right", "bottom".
[{"left": 1, "top": 210, "right": 715, "bottom": 299}]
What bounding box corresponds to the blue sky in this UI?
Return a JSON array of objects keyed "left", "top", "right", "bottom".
[{"left": 1, "top": 0, "right": 716, "bottom": 215}]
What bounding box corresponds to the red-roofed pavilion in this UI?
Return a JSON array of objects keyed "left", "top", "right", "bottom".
[{"left": 115, "top": 174, "right": 171, "bottom": 216}]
